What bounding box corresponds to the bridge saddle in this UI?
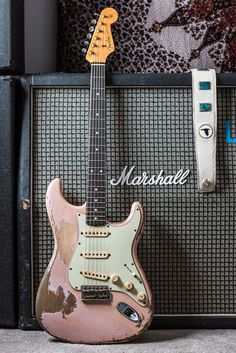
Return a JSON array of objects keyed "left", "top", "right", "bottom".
[{"left": 81, "top": 285, "right": 112, "bottom": 303}]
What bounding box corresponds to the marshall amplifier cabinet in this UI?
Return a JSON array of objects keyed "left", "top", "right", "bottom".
[
  {"left": 18, "top": 73, "right": 236, "bottom": 329},
  {"left": 0, "top": 0, "right": 57, "bottom": 74},
  {"left": 0, "top": 77, "right": 17, "bottom": 327},
  {"left": 0, "top": 0, "right": 24, "bottom": 73}
]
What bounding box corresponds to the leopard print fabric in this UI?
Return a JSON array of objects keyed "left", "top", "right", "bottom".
[{"left": 57, "top": 0, "right": 236, "bottom": 73}]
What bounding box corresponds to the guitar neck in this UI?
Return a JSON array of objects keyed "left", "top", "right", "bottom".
[{"left": 86, "top": 63, "right": 107, "bottom": 226}]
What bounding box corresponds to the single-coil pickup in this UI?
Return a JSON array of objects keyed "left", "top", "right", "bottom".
[
  {"left": 81, "top": 230, "right": 110, "bottom": 237},
  {"left": 81, "top": 251, "right": 109, "bottom": 259},
  {"left": 81, "top": 270, "right": 109, "bottom": 281}
]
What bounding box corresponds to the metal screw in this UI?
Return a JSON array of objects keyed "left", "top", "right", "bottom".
[
  {"left": 21, "top": 199, "right": 31, "bottom": 210},
  {"left": 202, "top": 179, "right": 211, "bottom": 188}
]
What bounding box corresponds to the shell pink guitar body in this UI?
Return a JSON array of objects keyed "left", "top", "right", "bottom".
[{"left": 36, "top": 178, "right": 153, "bottom": 344}]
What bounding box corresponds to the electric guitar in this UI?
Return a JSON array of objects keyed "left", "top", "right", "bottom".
[{"left": 36, "top": 8, "right": 153, "bottom": 344}]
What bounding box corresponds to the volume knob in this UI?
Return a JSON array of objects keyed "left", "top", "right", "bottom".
[
  {"left": 124, "top": 282, "right": 134, "bottom": 291},
  {"left": 111, "top": 274, "right": 120, "bottom": 284},
  {"left": 137, "top": 292, "right": 146, "bottom": 302}
]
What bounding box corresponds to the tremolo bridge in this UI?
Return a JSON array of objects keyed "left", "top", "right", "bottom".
[{"left": 81, "top": 285, "right": 112, "bottom": 302}]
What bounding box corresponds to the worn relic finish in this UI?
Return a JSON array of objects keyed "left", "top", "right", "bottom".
[{"left": 36, "top": 178, "right": 153, "bottom": 344}]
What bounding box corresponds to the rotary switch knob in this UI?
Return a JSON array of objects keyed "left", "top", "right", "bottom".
[
  {"left": 124, "top": 281, "right": 134, "bottom": 291},
  {"left": 111, "top": 274, "right": 120, "bottom": 284},
  {"left": 137, "top": 292, "right": 146, "bottom": 302}
]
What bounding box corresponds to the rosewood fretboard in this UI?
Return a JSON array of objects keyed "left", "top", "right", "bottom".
[{"left": 86, "top": 63, "right": 107, "bottom": 226}]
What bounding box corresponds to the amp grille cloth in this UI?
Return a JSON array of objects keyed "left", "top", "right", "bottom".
[{"left": 32, "top": 87, "right": 236, "bottom": 315}]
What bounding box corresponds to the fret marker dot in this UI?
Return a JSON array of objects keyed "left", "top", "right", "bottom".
[
  {"left": 95, "top": 208, "right": 97, "bottom": 211},
  {"left": 96, "top": 131, "right": 99, "bottom": 135},
  {"left": 96, "top": 148, "right": 98, "bottom": 151},
  {"left": 96, "top": 113, "right": 99, "bottom": 116},
  {"left": 96, "top": 92, "right": 99, "bottom": 95},
  {"left": 91, "top": 170, "right": 93, "bottom": 173},
  {"left": 95, "top": 199, "right": 97, "bottom": 202},
  {"left": 95, "top": 188, "right": 98, "bottom": 191},
  {"left": 100, "top": 170, "right": 103, "bottom": 173},
  {"left": 94, "top": 217, "right": 97, "bottom": 220}
]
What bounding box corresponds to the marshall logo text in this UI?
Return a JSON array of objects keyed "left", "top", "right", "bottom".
[{"left": 110, "top": 166, "right": 190, "bottom": 186}]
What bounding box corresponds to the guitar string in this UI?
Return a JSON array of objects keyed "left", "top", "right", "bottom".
[
  {"left": 96, "top": 61, "right": 99, "bottom": 281},
  {"left": 85, "top": 61, "right": 92, "bottom": 285},
  {"left": 103, "top": 31, "right": 107, "bottom": 283},
  {"left": 101, "top": 44, "right": 104, "bottom": 281},
  {"left": 98, "top": 62, "right": 101, "bottom": 281}
]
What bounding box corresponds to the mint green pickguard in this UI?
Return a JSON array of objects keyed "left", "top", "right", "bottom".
[{"left": 68, "top": 205, "right": 148, "bottom": 307}]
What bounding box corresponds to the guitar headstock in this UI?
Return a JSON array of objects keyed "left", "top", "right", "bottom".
[{"left": 82, "top": 8, "right": 118, "bottom": 64}]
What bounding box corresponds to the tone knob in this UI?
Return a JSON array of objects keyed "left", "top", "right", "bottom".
[
  {"left": 111, "top": 274, "right": 120, "bottom": 284},
  {"left": 137, "top": 292, "right": 146, "bottom": 302},
  {"left": 124, "top": 282, "right": 134, "bottom": 291}
]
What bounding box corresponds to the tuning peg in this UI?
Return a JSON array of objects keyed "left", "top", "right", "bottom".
[
  {"left": 89, "top": 26, "right": 94, "bottom": 32},
  {"left": 91, "top": 19, "right": 97, "bottom": 25},
  {"left": 84, "top": 41, "right": 89, "bottom": 46},
  {"left": 86, "top": 33, "right": 92, "bottom": 39},
  {"left": 82, "top": 48, "right": 87, "bottom": 54}
]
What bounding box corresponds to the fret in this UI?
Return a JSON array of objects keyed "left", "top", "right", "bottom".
[
  {"left": 88, "top": 151, "right": 106, "bottom": 154},
  {"left": 90, "top": 108, "right": 106, "bottom": 110},
  {"left": 88, "top": 160, "right": 106, "bottom": 162},
  {"left": 89, "top": 151, "right": 106, "bottom": 154},
  {"left": 87, "top": 198, "right": 106, "bottom": 201},
  {"left": 91, "top": 116, "right": 106, "bottom": 122},
  {"left": 89, "top": 145, "right": 106, "bottom": 147},
  {"left": 87, "top": 179, "right": 106, "bottom": 182},
  {"left": 87, "top": 174, "right": 106, "bottom": 177},
  {"left": 89, "top": 126, "right": 106, "bottom": 130}
]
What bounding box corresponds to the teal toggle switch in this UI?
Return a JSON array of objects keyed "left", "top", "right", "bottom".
[
  {"left": 199, "top": 81, "right": 211, "bottom": 90},
  {"left": 200, "top": 103, "right": 212, "bottom": 112}
]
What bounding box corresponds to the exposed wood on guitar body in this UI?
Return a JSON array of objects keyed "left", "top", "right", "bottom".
[{"left": 36, "top": 178, "right": 153, "bottom": 343}]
